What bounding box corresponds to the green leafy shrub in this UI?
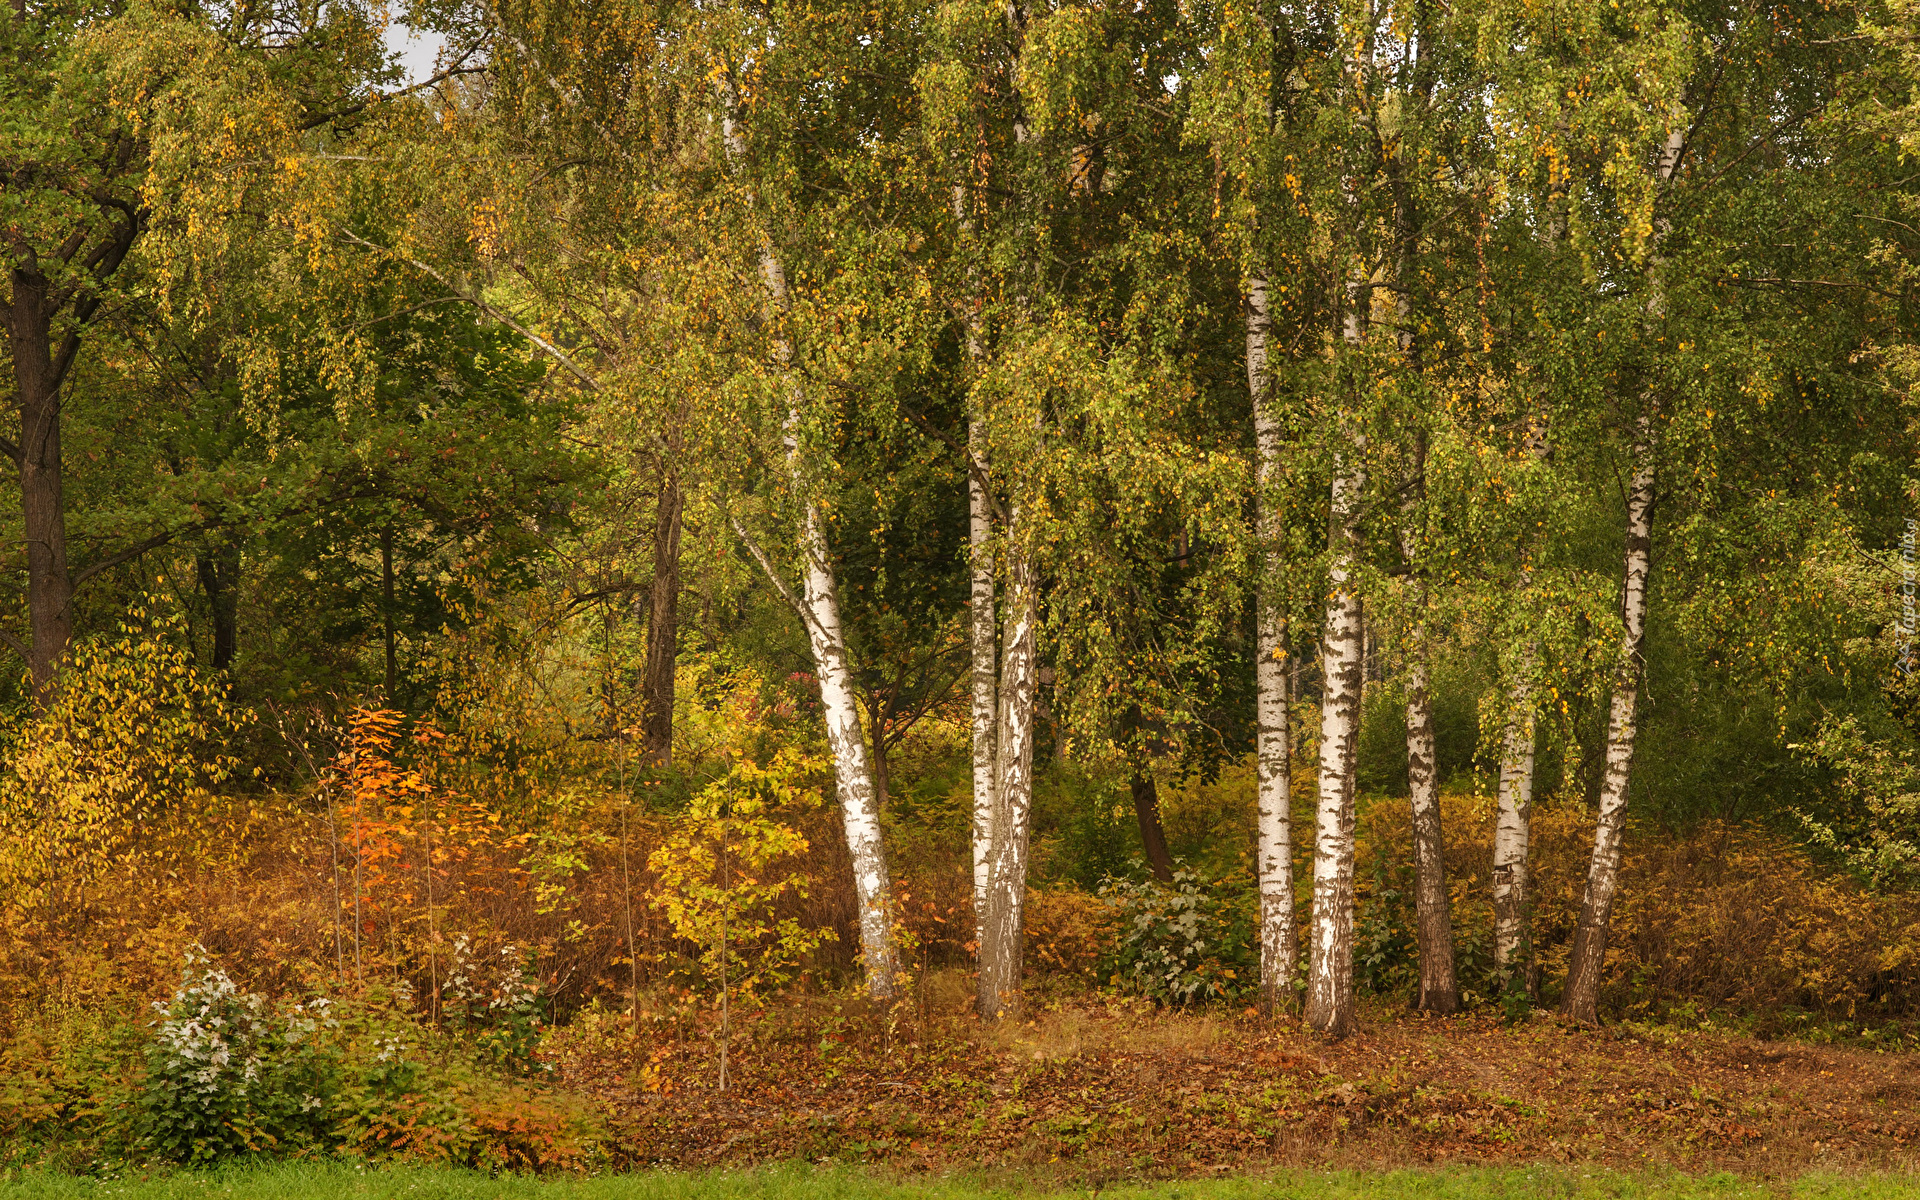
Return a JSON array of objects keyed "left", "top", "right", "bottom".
[
  {"left": 0, "top": 947, "right": 605, "bottom": 1172},
  {"left": 0, "top": 1002, "right": 148, "bottom": 1170},
  {"left": 1353, "top": 861, "right": 1418, "bottom": 998},
  {"left": 1097, "top": 869, "right": 1256, "bottom": 1005},
  {"left": 137, "top": 948, "right": 337, "bottom": 1164},
  {"left": 442, "top": 936, "right": 546, "bottom": 1076}
]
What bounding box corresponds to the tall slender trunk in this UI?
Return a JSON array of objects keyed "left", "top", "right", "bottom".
[
  {"left": 1123, "top": 703, "right": 1175, "bottom": 884},
  {"left": 1492, "top": 675, "right": 1535, "bottom": 994},
  {"left": 968, "top": 390, "right": 998, "bottom": 953},
  {"left": 1306, "top": 282, "right": 1368, "bottom": 1039},
  {"left": 1402, "top": 516, "right": 1456, "bottom": 1014},
  {"left": 978, "top": 543, "right": 1036, "bottom": 1019},
  {"left": 792, "top": 446, "right": 897, "bottom": 998},
  {"left": 1250, "top": 272, "right": 1297, "bottom": 1011},
  {"left": 723, "top": 90, "right": 895, "bottom": 997},
  {"left": 197, "top": 543, "right": 239, "bottom": 673},
  {"left": 1130, "top": 772, "right": 1175, "bottom": 885},
  {"left": 1493, "top": 130, "right": 1565, "bottom": 1004},
  {"left": 642, "top": 469, "right": 682, "bottom": 765},
  {"left": 380, "top": 526, "right": 397, "bottom": 700},
  {"left": 8, "top": 265, "right": 75, "bottom": 708},
  {"left": 1559, "top": 121, "right": 1681, "bottom": 1025},
  {"left": 1386, "top": 142, "right": 1455, "bottom": 1012},
  {"left": 1560, "top": 426, "right": 1655, "bottom": 1023}
]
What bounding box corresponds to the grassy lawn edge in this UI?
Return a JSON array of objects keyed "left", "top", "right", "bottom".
[{"left": 1, "top": 1161, "right": 1917, "bottom": 1200}]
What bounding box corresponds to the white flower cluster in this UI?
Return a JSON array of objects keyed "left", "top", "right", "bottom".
[
  {"left": 149, "top": 945, "right": 273, "bottom": 1097},
  {"left": 445, "top": 935, "right": 539, "bottom": 1018}
]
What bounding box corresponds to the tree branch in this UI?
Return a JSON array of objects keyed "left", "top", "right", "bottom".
[
  {"left": 729, "top": 514, "right": 839, "bottom": 653},
  {"left": 296, "top": 44, "right": 487, "bottom": 131},
  {"left": 0, "top": 628, "right": 25, "bottom": 660},
  {"left": 68, "top": 531, "right": 175, "bottom": 593},
  {"left": 898, "top": 402, "right": 1011, "bottom": 525},
  {"left": 336, "top": 228, "right": 602, "bottom": 392}
]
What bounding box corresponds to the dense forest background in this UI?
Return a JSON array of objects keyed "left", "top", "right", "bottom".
[{"left": 4, "top": 0, "right": 1920, "bottom": 1171}]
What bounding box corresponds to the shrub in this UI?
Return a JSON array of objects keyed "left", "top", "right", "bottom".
[
  {"left": 442, "top": 936, "right": 545, "bottom": 1076},
  {"left": 1024, "top": 885, "right": 1119, "bottom": 980},
  {"left": 137, "top": 947, "right": 336, "bottom": 1164},
  {"left": 1097, "top": 869, "right": 1257, "bottom": 1005}
]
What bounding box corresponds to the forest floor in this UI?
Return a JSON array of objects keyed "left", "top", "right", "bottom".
[{"left": 544, "top": 978, "right": 1920, "bottom": 1184}]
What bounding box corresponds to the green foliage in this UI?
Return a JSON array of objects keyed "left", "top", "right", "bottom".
[
  {"left": 1096, "top": 870, "right": 1257, "bottom": 1007},
  {"left": 648, "top": 747, "right": 836, "bottom": 999},
  {"left": 1, "top": 947, "right": 599, "bottom": 1172},
  {"left": 1352, "top": 861, "right": 1417, "bottom": 1001},
  {"left": 138, "top": 949, "right": 335, "bottom": 1165},
  {"left": 442, "top": 938, "right": 546, "bottom": 1077}
]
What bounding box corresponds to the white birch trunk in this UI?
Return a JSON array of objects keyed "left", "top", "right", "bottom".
[
  {"left": 723, "top": 93, "right": 896, "bottom": 998},
  {"left": 1401, "top": 518, "right": 1457, "bottom": 1014},
  {"left": 968, "top": 401, "right": 998, "bottom": 952},
  {"left": 978, "top": 541, "right": 1036, "bottom": 1019},
  {"left": 1560, "top": 425, "right": 1654, "bottom": 1023},
  {"left": 1491, "top": 128, "right": 1564, "bottom": 1003},
  {"left": 1250, "top": 272, "right": 1297, "bottom": 1010},
  {"left": 1306, "top": 285, "right": 1367, "bottom": 1039},
  {"left": 1559, "top": 120, "right": 1682, "bottom": 1024},
  {"left": 955, "top": 178, "right": 1003, "bottom": 975},
  {"left": 1492, "top": 676, "right": 1535, "bottom": 991}
]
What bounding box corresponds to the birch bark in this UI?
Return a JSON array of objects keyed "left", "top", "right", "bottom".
[
  {"left": 1559, "top": 422, "right": 1654, "bottom": 1023},
  {"left": 1401, "top": 506, "right": 1457, "bottom": 1014},
  {"left": 1387, "top": 142, "right": 1454, "bottom": 1013},
  {"left": 1491, "top": 156, "right": 1564, "bottom": 1000},
  {"left": 1250, "top": 271, "right": 1297, "bottom": 1010},
  {"left": 978, "top": 541, "right": 1036, "bottom": 1018},
  {"left": 973, "top": 43, "right": 1044, "bottom": 1015},
  {"left": 1491, "top": 684, "right": 1535, "bottom": 992},
  {"left": 968, "top": 404, "right": 998, "bottom": 950},
  {"left": 1306, "top": 282, "right": 1367, "bottom": 1039},
  {"left": 958, "top": 178, "right": 999, "bottom": 952},
  {"left": 1559, "top": 120, "right": 1683, "bottom": 1024},
  {"left": 721, "top": 90, "right": 896, "bottom": 998}
]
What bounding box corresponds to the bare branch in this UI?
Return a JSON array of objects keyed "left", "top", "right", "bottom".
[{"left": 728, "top": 514, "right": 824, "bottom": 641}]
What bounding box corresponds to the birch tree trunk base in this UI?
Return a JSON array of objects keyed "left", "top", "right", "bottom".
[
  {"left": 978, "top": 550, "right": 1037, "bottom": 1021},
  {"left": 1405, "top": 654, "right": 1457, "bottom": 1015},
  {"left": 1560, "top": 436, "right": 1655, "bottom": 1026},
  {"left": 1493, "top": 710, "right": 1535, "bottom": 1001}
]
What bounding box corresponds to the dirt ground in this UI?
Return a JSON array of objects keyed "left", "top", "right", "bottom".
[{"left": 544, "top": 980, "right": 1920, "bottom": 1182}]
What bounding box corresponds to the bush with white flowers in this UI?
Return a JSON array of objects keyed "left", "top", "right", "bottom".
[{"left": 138, "top": 946, "right": 336, "bottom": 1163}]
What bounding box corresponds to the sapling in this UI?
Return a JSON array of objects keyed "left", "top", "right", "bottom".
[{"left": 648, "top": 746, "right": 834, "bottom": 1090}]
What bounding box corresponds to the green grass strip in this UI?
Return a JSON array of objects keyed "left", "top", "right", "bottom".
[{"left": 0, "top": 1163, "right": 1915, "bottom": 1200}]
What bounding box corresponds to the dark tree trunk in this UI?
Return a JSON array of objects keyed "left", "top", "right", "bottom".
[
  {"left": 8, "top": 263, "right": 75, "bottom": 708},
  {"left": 871, "top": 727, "right": 891, "bottom": 810},
  {"left": 197, "top": 543, "right": 240, "bottom": 672},
  {"left": 380, "top": 526, "right": 397, "bottom": 701},
  {"left": 1121, "top": 704, "right": 1175, "bottom": 882},
  {"left": 641, "top": 470, "right": 682, "bottom": 765},
  {"left": 1130, "top": 769, "right": 1176, "bottom": 884}
]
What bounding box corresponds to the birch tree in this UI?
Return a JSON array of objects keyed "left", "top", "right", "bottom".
[{"left": 715, "top": 72, "right": 903, "bottom": 1000}]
